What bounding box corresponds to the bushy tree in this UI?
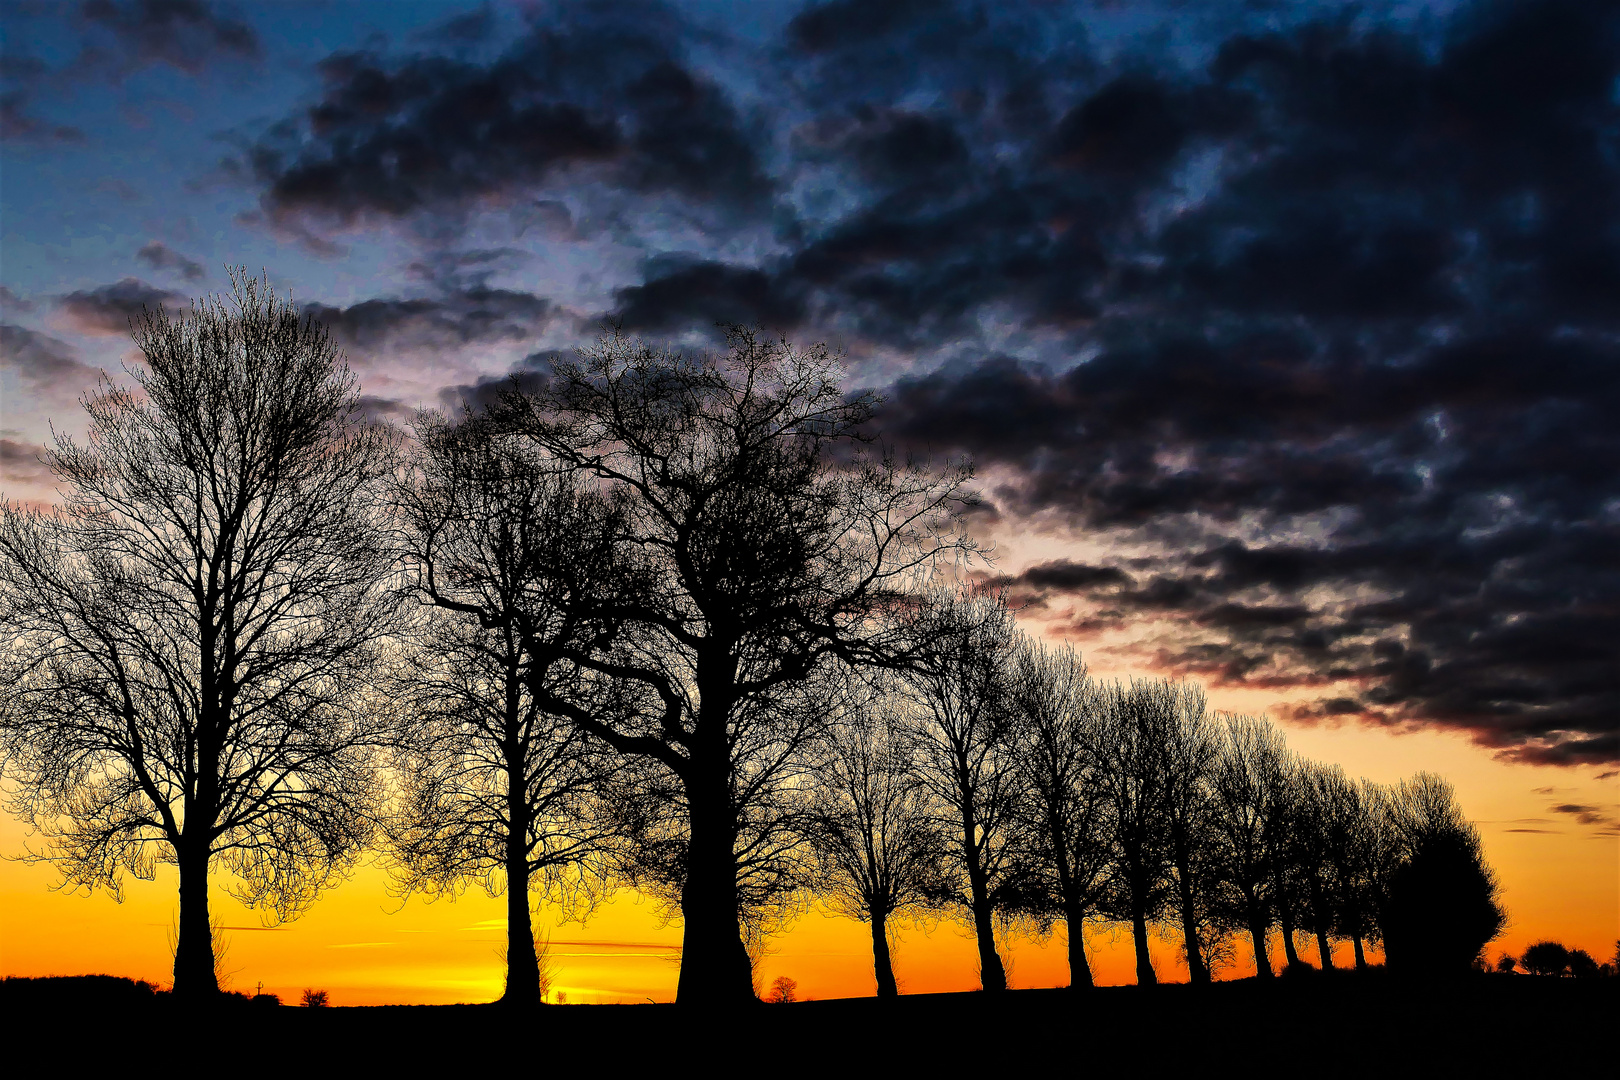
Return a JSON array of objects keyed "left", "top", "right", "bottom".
[{"left": 1379, "top": 773, "right": 1505, "bottom": 977}]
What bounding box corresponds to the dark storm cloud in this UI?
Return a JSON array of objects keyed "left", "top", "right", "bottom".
[
  {"left": 55, "top": 278, "right": 185, "bottom": 335},
  {"left": 0, "top": 325, "right": 103, "bottom": 393},
  {"left": 611, "top": 258, "right": 806, "bottom": 333},
  {"left": 235, "top": 0, "right": 1620, "bottom": 763},
  {"left": 78, "top": 0, "right": 261, "bottom": 76},
  {"left": 245, "top": 1, "right": 770, "bottom": 232},
  {"left": 436, "top": 350, "right": 563, "bottom": 414},
  {"left": 135, "top": 241, "right": 205, "bottom": 281},
  {"left": 303, "top": 287, "right": 558, "bottom": 358}
]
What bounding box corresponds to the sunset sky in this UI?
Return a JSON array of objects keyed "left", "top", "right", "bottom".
[{"left": 1, "top": 0, "right": 1615, "bottom": 1003}]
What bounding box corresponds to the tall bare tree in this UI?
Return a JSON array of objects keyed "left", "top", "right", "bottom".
[
  {"left": 386, "top": 414, "right": 627, "bottom": 1005},
  {"left": 489, "top": 327, "right": 977, "bottom": 1005},
  {"left": 1153, "top": 681, "right": 1221, "bottom": 984},
  {"left": 807, "top": 677, "right": 945, "bottom": 997},
  {"left": 1090, "top": 679, "right": 1175, "bottom": 986},
  {"left": 0, "top": 274, "right": 401, "bottom": 999},
  {"left": 904, "top": 588, "right": 1031, "bottom": 993},
  {"left": 1007, "top": 638, "right": 1111, "bottom": 988},
  {"left": 1208, "top": 714, "right": 1288, "bottom": 978}
]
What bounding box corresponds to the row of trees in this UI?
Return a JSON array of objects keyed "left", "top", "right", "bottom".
[
  {"left": 811, "top": 609, "right": 1505, "bottom": 997},
  {"left": 0, "top": 277, "right": 1503, "bottom": 1005}
]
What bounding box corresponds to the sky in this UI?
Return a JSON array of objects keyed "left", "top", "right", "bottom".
[{"left": 0, "top": 0, "right": 1616, "bottom": 1002}]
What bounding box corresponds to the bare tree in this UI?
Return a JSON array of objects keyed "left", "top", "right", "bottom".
[
  {"left": 1312, "top": 766, "right": 1381, "bottom": 971},
  {"left": 385, "top": 413, "right": 628, "bottom": 1006},
  {"left": 903, "top": 588, "right": 1031, "bottom": 993},
  {"left": 1208, "top": 714, "right": 1288, "bottom": 979},
  {"left": 1265, "top": 753, "right": 1311, "bottom": 971},
  {"left": 0, "top": 274, "right": 401, "bottom": 999},
  {"left": 489, "top": 327, "right": 977, "bottom": 1005},
  {"left": 1090, "top": 679, "right": 1176, "bottom": 986},
  {"left": 1158, "top": 680, "right": 1221, "bottom": 985},
  {"left": 807, "top": 676, "right": 945, "bottom": 997},
  {"left": 1007, "top": 639, "right": 1111, "bottom": 989}
]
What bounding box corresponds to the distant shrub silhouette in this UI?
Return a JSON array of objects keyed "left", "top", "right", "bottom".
[
  {"left": 1567, "top": 949, "right": 1599, "bottom": 978},
  {"left": 0, "top": 975, "right": 159, "bottom": 1010},
  {"left": 1495, "top": 953, "right": 1517, "bottom": 974},
  {"left": 1521, "top": 941, "right": 1571, "bottom": 976},
  {"left": 301, "top": 988, "right": 330, "bottom": 1007},
  {"left": 768, "top": 976, "right": 798, "bottom": 1003}
]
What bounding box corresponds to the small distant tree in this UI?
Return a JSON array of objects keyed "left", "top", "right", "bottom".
[
  {"left": 767, "top": 975, "right": 798, "bottom": 1003},
  {"left": 300, "top": 988, "right": 330, "bottom": 1008},
  {"left": 1520, "top": 941, "right": 1571, "bottom": 977},
  {"left": 1567, "top": 949, "right": 1599, "bottom": 978},
  {"left": 0, "top": 273, "right": 401, "bottom": 1000},
  {"left": 1495, "top": 952, "right": 1516, "bottom": 974}
]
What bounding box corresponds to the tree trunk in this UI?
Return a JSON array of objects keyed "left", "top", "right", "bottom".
[
  {"left": 1128, "top": 862, "right": 1156, "bottom": 986},
  {"left": 1174, "top": 849, "right": 1209, "bottom": 985},
  {"left": 1352, "top": 933, "right": 1367, "bottom": 972},
  {"left": 1311, "top": 875, "right": 1335, "bottom": 971},
  {"left": 172, "top": 836, "right": 219, "bottom": 999},
  {"left": 871, "top": 911, "right": 898, "bottom": 998},
  {"left": 1064, "top": 903, "right": 1094, "bottom": 988},
  {"left": 500, "top": 816, "right": 540, "bottom": 1005},
  {"left": 962, "top": 816, "right": 1006, "bottom": 992},
  {"left": 1130, "top": 902, "right": 1156, "bottom": 986},
  {"left": 676, "top": 770, "right": 755, "bottom": 1006},
  {"left": 1276, "top": 874, "right": 1304, "bottom": 969},
  {"left": 1247, "top": 892, "right": 1273, "bottom": 979},
  {"left": 1316, "top": 926, "right": 1335, "bottom": 971}
]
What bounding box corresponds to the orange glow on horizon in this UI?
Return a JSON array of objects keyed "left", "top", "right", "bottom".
[{"left": 3, "top": 715, "right": 1613, "bottom": 1004}]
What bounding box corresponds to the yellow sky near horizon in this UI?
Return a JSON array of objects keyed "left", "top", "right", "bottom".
[{"left": 2, "top": 714, "right": 1613, "bottom": 1005}]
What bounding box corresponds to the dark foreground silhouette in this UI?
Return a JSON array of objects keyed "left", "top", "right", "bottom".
[{"left": 5, "top": 971, "right": 1609, "bottom": 1073}]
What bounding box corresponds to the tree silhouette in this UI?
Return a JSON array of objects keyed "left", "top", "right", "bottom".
[
  {"left": 1208, "top": 715, "right": 1288, "bottom": 979},
  {"left": 1090, "top": 680, "right": 1176, "bottom": 986},
  {"left": 1292, "top": 759, "right": 1344, "bottom": 971},
  {"left": 489, "top": 327, "right": 977, "bottom": 1005},
  {"left": 0, "top": 274, "right": 401, "bottom": 999},
  {"left": 1007, "top": 639, "right": 1111, "bottom": 989},
  {"left": 385, "top": 413, "right": 627, "bottom": 1006},
  {"left": 1157, "top": 681, "right": 1220, "bottom": 985},
  {"left": 1380, "top": 773, "right": 1505, "bottom": 977},
  {"left": 807, "top": 678, "right": 945, "bottom": 998},
  {"left": 903, "top": 588, "right": 1032, "bottom": 993},
  {"left": 1520, "top": 940, "right": 1571, "bottom": 977}
]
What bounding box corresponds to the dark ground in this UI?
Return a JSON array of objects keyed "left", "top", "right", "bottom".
[{"left": 3, "top": 972, "right": 1610, "bottom": 1075}]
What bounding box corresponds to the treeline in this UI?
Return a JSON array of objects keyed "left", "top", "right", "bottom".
[
  {"left": 0, "top": 275, "right": 1502, "bottom": 1005},
  {"left": 809, "top": 613, "right": 1505, "bottom": 996}
]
